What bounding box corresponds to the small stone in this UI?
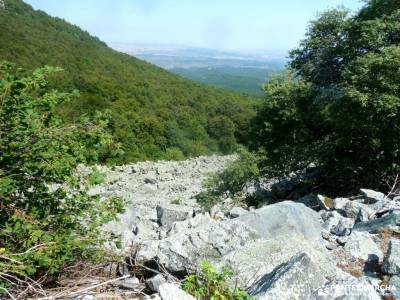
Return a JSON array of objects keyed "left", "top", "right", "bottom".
[
  {"left": 321, "top": 229, "right": 330, "bottom": 240},
  {"left": 336, "top": 236, "right": 348, "bottom": 246},
  {"left": 115, "top": 277, "right": 140, "bottom": 290},
  {"left": 325, "top": 242, "right": 337, "bottom": 250},
  {"left": 144, "top": 177, "right": 157, "bottom": 184},
  {"left": 330, "top": 218, "right": 354, "bottom": 236},
  {"left": 146, "top": 274, "right": 167, "bottom": 293},
  {"left": 383, "top": 238, "right": 400, "bottom": 275},
  {"left": 158, "top": 283, "right": 196, "bottom": 300},
  {"left": 229, "top": 207, "right": 248, "bottom": 218},
  {"left": 156, "top": 205, "right": 193, "bottom": 228}
]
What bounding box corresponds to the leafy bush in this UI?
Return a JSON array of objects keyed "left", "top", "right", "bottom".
[
  {"left": 196, "top": 148, "right": 260, "bottom": 210},
  {"left": 86, "top": 168, "right": 106, "bottom": 186},
  {"left": 182, "top": 261, "right": 249, "bottom": 300},
  {"left": 249, "top": 1, "right": 400, "bottom": 194},
  {"left": 0, "top": 63, "right": 124, "bottom": 289}
]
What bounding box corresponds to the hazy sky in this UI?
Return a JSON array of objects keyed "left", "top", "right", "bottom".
[{"left": 25, "top": 0, "right": 363, "bottom": 53}]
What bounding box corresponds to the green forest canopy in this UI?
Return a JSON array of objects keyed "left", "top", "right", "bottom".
[{"left": 0, "top": 0, "right": 258, "bottom": 163}]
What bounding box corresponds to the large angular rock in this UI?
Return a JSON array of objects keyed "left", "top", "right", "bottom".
[
  {"left": 158, "top": 283, "right": 195, "bottom": 300},
  {"left": 360, "top": 189, "right": 385, "bottom": 204},
  {"left": 249, "top": 252, "right": 326, "bottom": 300},
  {"left": 236, "top": 201, "right": 322, "bottom": 242},
  {"left": 383, "top": 238, "right": 400, "bottom": 275},
  {"left": 344, "top": 231, "right": 383, "bottom": 262},
  {"left": 353, "top": 211, "right": 400, "bottom": 233},
  {"left": 136, "top": 215, "right": 259, "bottom": 273},
  {"left": 156, "top": 204, "right": 193, "bottom": 228},
  {"left": 221, "top": 236, "right": 335, "bottom": 289},
  {"left": 342, "top": 200, "right": 373, "bottom": 220}
]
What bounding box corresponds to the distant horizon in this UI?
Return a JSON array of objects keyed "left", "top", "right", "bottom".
[{"left": 25, "top": 0, "right": 363, "bottom": 55}]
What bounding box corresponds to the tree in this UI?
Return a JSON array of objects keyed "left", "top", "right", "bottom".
[
  {"left": 250, "top": 0, "right": 400, "bottom": 194},
  {"left": 0, "top": 62, "right": 124, "bottom": 290}
]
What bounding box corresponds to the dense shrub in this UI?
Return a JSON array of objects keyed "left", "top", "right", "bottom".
[
  {"left": 196, "top": 148, "right": 260, "bottom": 210},
  {"left": 182, "top": 261, "right": 249, "bottom": 300},
  {"left": 249, "top": 0, "right": 400, "bottom": 194},
  {"left": 0, "top": 63, "right": 124, "bottom": 289}
]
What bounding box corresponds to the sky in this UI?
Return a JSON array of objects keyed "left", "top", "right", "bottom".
[{"left": 25, "top": 0, "right": 363, "bottom": 54}]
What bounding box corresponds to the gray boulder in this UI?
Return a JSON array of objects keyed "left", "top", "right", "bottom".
[
  {"left": 136, "top": 215, "right": 258, "bottom": 273},
  {"left": 229, "top": 207, "right": 248, "bottom": 218},
  {"left": 221, "top": 236, "right": 335, "bottom": 289},
  {"left": 344, "top": 231, "right": 383, "bottom": 262},
  {"left": 342, "top": 200, "right": 373, "bottom": 220},
  {"left": 156, "top": 204, "right": 193, "bottom": 228},
  {"left": 360, "top": 189, "right": 385, "bottom": 204},
  {"left": 158, "top": 283, "right": 195, "bottom": 300},
  {"left": 353, "top": 211, "right": 400, "bottom": 233},
  {"left": 383, "top": 238, "right": 400, "bottom": 275},
  {"left": 249, "top": 252, "right": 326, "bottom": 300},
  {"left": 236, "top": 201, "right": 322, "bottom": 242}
]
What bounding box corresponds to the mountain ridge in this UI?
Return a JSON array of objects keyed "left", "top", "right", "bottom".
[{"left": 0, "top": 0, "right": 257, "bottom": 163}]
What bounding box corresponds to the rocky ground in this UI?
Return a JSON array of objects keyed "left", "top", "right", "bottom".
[{"left": 63, "top": 156, "right": 400, "bottom": 300}]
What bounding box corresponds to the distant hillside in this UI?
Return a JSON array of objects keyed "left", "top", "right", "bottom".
[
  {"left": 0, "top": 0, "right": 257, "bottom": 163},
  {"left": 112, "top": 44, "right": 285, "bottom": 95},
  {"left": 172, "top": 67, "right": 280, "bottom": 95}
]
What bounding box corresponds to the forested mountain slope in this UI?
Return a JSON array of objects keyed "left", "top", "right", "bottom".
[{"left": 0, "top": 0, "right": 257, "bottom": 163}]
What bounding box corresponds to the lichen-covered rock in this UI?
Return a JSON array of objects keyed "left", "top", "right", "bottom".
[
  {"left": 383, "top": 238, "right": 400, "bottom": 275},
  {"left": 135, "top": 216, "right": 259, "bottom": 273},
  {"left": 156, "top": 204, "right": 193, "bottom": 228},
  {"left": 249, "top": 252, "right": 326, "bottom": 300},
  {"left": 236, "top": 201, "right": 322, "bottom": 242},
  {"left": 344, "top": 231, "right": 383, "bottom": 262},
  {"left": 221, "top": 236, "right": 335, "bottom": 289}
]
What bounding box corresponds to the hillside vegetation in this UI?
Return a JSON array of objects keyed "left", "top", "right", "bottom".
[
  {"left": 172, "top": 66, "right": 277, "bottom": 96},
  {"left": 0, "top": 0, "right": 257, "bottom": 163},
  {"left": 202, "top": 0, "right": 400, "bottom": 202}
]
